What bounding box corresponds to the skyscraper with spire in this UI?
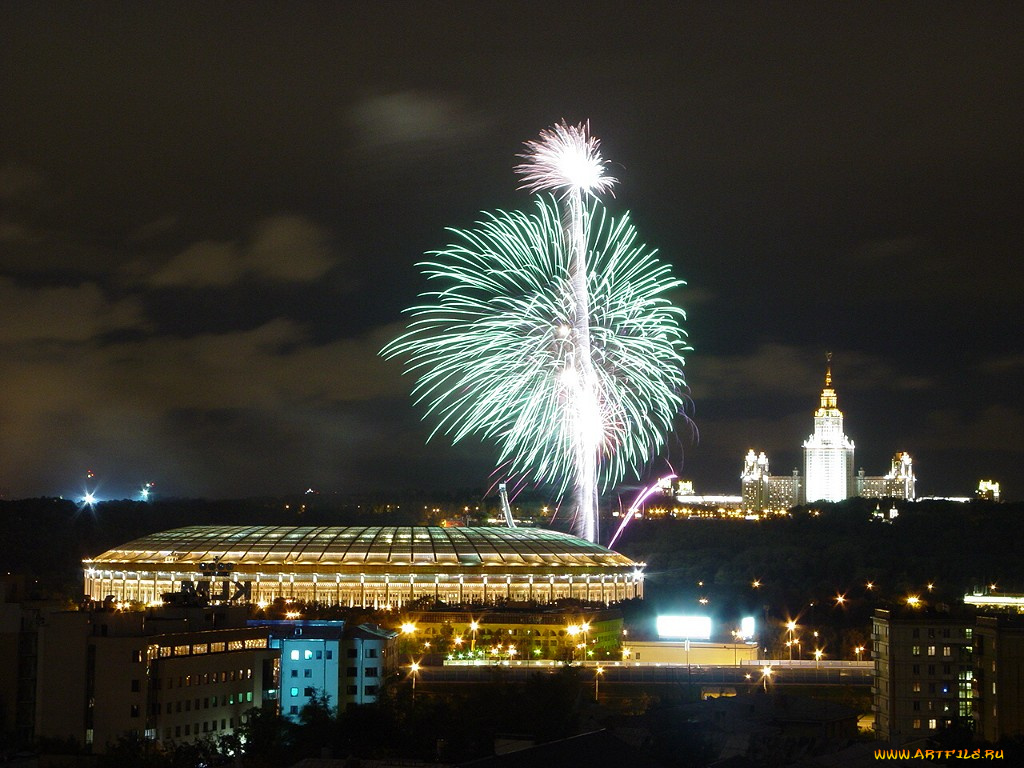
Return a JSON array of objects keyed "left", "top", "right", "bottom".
[{"left": 802, "top": 354, "right": 855, "bottom": 502}]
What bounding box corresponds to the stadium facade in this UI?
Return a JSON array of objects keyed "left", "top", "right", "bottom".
[{"left": 83, "top": 525, "right": 644, "bottom": 608}]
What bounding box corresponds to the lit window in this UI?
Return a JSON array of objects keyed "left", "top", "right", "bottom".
[
  {"left": 912, "top": 719, "right": 921, "bottom": 729},
  {"left": 290, "top": 687, "right": 299, "bottom": 697},
  {"left": 304, "top": 650, "right": 313, "bottom": 660},
  {"left": 290, "top": 650, "right": 299, "bottom": 661},
  {"left": 928, "top": 719, "right": 937, "bottom": 729}
]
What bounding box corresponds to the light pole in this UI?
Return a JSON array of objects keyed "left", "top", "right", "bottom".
[
  {"left": 401, "top": 622, "right": 417, "bottom": 655},
  {"left": 785, "top": 620, "right": 797, "bottom": 661},
  {"left": 761, "top": 665, "right": 773, "bottom": 691},
  {"left": 594, "top": 666, "right": 604, "bottom": 701},
  {"left": 855, "top": 645, "right": 865, "bottom": 662},
  {"left": 566, "top": 624, "right": 580, "bottom": 662},
  {"left": 410, "top": 662, "right": 419, "bottom": 703},
  {"left": 814, "top": 648, "right": 823, "bottom": 669},
  {"left": 469, "top": 620, "right": 479, "bottom": 653}
]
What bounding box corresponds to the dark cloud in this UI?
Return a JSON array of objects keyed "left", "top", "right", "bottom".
[{"left": 0, "top": 2, "right": 1021, "bottom": 500}]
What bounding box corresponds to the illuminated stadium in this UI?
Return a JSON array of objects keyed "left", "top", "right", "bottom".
[{"left": 83, "top": 525, "right": 645, "bottom": 607}]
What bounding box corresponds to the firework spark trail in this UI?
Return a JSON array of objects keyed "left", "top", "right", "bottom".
[
  {"left": 608, "top": 474, "right": 676, "bottom": 549},
  {"left": 383, "top": 122, "right": 688, "bottom": 544},
  {"left": 515, "top": 122, "right": 615, "bottom": 542}
]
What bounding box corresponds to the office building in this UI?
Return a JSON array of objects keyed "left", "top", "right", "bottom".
[
  {"left": 266, "top": 620, "right": 397, "bottom": 717},
  {"left": 34, "top": 605, "right": 277, "bottom": 752},
  {"left": 400, "top": 608, "right": 624, "bottom": 660},
  {"left": 871, "top": 607, "right": 974, "bottom": 743},
  {"left": 973, "top": 614, "right": 1024, "bottom": 741}
]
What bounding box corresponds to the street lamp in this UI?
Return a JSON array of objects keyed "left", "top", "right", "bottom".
[
  {"left": 814, "top": 648, "right": 823, "bottom": 669},
  {"left": 566, "top": 624, "right": 580, "bottom": 662},
  {"left": 594, "top": 666, "right": 604, "bottom": 700},
  {"left": 410, "top": 662, "right": 420, "bottom": 702},
  {"left": 469, "top": 620, "right": 479, "bottom": 652},
  {"left": 855, "top": 645, "right": 865, "bottom": 661},
  {"left": 760, "top": 665, "right": 773, "bottom": 691}
]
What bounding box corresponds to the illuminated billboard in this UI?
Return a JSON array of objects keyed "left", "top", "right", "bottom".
[{"left": 656, "top": 615, "right": 712, "bottom": 640}]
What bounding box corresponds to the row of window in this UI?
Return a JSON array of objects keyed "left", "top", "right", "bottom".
[
  {"left": 285, "top": 685, "right": 377, "bottom": 713},
  {"left": 910, "top": 645, "right": 954, "bottom": 657},
  {"left": 910, "top": 663, "right": 966, "bottom": 676},
  {"left": 157, "top": 691, "right": 254, "bottom": 715},
  {"left": 161, "top": 669, "right": 253, "bottom": 689},
  {"left": 164, "top": 717, "right": 235, "bottom": 739},
  {"left": 286, "top": 647, "right": 379, "bottom": 661},
  {"left": 911, "top": 627, "right": 970, "bottom": 640}
]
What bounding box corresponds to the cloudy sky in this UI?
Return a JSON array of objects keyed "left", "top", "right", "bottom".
[{"left": 2, "top": 2, "right": 1021, "bottom": 501}]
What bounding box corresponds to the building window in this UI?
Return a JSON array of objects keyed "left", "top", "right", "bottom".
[
  {"left": 912, "top": 665, "right": 920, "bottom": 675},
  {"left": 928, "top": 719, "right": 937, "bottom": 730},
  {"left": 912, "top": 719, "right": 921, "bottom": 730},
  {"left": 913, "top": 701, "right": 920, "bottom": 711},
  {"left": 132, "top": 650, "right": 144, "bottom": 663},
  {"left": 131, "top": 679, "right": 140, "bottom": 692},
  {"left": 365, "top": 667, "right": 378, "bottom": 678},
  {"left": 304, "top": 650, "right": 313, "bottom": 660},
  {"left": 290, "top": 687, "right": 299, "bottom": 697},
  {"left": 304, "top": 669, "right": 312, "bottom": 678},
  {"left": 326, "top": 650, "right": 333, "bottom": 660},
  {"left": 290, "top": 669, "right": 298, "bottom": 678},
  {"left": 316, "top": 651, "right": 323, "bottom": 660},
  {"left": 927, "top": 665, "right": 935, "bottom": 675},
  {"left": 943, "top": 646, "right": 951, "bottom": 657},
  {"left": 366, "top": 648, "right": 378, "bottom": 658},
  {"left": 304, "top": 687, "right": 315, "bottom": 696},
  {"left": 927, "top": 646, "right": 936, "bottom": 656},
  {"left": 130, "top": 704, "right": 140, "bottom": 718},
  {"left": 912, "top": 682, "right": 921, "bottom": 692},
  {"left": 346, "top": 685, "right": 357, "bottom": 695},
  {"left": 289, "top": 705, "right": 298, "bottom": 715},
  {"left": 912, "top": 646, "right": 921, "bottom": 656},
  {"left": 364, "top": 685, "right": 377, "bottom": 696},
  {"left": 290, "top": 650, "right": 300, "bottom": 661}
]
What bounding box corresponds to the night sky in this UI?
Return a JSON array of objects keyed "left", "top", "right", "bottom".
[{"left": 2, "top": 3, "right": 1021, "bottom": 501}]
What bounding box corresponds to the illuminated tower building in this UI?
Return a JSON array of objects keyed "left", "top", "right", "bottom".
[{"left": 802, "top": 356, "right": 855, "bottom": 503}]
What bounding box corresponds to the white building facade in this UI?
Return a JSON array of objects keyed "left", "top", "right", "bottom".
[{"left": 802, "top": 359, "right": 855, "bottom": 503}]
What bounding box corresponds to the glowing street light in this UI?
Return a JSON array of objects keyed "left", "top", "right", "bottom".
[
  {"left": 760, "top": 665, "right": 773, "bottom": 691},
  {"left": 814, "top": 648, "right": 823, "bottom": 669},
  {"left": 409, "top": 662, "right": 420, "bottom": 702},
  {"left": 906, "top": 595, "right": 921, "bottom": 607},
  {"left": 594, "top": 666, "right": 604, "bottom": 700},
  {"left": 469, "top": 620, "right": 479, "bottom": 652},
  {"left": 855, "top": 645, "right": 865, "bottom": 661}
]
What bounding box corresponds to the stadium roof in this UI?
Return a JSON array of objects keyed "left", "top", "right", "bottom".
[{"left": 86, "top": 525, "right": 639, "bottom": 571}]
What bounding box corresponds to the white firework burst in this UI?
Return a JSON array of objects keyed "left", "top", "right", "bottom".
[{"left": 515, "top": 120, "right": 617, "bottom": 197}]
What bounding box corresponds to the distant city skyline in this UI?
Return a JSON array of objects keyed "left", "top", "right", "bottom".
[{"left": 1, "top": 5, "right": 1021, "bottom": 503}]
